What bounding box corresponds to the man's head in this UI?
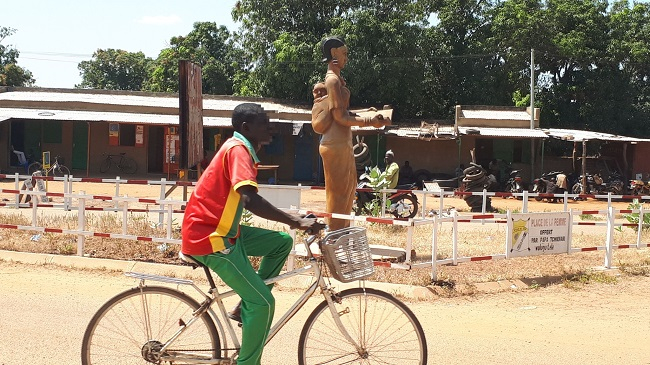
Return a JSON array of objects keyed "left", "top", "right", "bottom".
[
  {"left": 232, "top": 103, "right": 272, "bottom": 151},
  {"left": 384, "top": 150, "right": 395, "bottom": 164}
]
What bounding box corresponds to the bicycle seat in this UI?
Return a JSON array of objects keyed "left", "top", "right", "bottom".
[{"left": 178, "top": 252, "right": 206, "bottom": 269}]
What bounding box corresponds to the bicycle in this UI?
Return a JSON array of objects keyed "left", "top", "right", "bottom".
[
  {"left": 27, "top": 155, "right": 70, "bottom": 177},
  {"left": 99, "top": 152, "right": 138, "bottom": 174},
  {"left": 81, "top": 225, "right": 428, "bottom": 364}
]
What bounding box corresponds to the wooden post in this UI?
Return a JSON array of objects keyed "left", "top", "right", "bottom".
[{"left": 581, "top": 140, "right": 587, "bottom": 194}]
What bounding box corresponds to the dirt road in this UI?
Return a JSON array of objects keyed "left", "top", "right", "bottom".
[{"left": 1, "top": 261, "right": 649, "bottom": 364}]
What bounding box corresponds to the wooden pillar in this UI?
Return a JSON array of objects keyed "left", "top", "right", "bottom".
[
  {"left": 581, "top": 140, "right": 587, "bottom": 194},
  {"left": 572, "top": 141, "right": 578, "bottom": 174}
]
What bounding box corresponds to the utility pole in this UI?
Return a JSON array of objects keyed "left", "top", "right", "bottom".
[{"left": 530, "top": 49, "right": 535, "bottom": 182}]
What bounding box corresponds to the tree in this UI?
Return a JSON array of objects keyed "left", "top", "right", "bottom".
[
  {"left": 145, "top": 22, "right": 241, "bottom": 95},
  {"left": 0, "top": 26, "right": 34, "bottom": 87},
  {"left": 76, "top": 49, "right": 152, "bottom": 90},
  {"left": 233, "top": 0, "right": 434, "bottom": 116}
]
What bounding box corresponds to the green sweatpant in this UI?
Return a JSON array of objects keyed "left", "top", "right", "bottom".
[{"left": 193, "top": 225, "right": 293, "bottom": 365}]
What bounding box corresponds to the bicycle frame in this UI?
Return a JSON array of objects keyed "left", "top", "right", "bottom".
[{"left": 124, "top": 235, "right": 363, "bottom": 364}]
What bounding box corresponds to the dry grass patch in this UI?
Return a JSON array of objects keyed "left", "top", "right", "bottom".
[{"left": 3, "top": 208, "right": 650, "bottom": 296}]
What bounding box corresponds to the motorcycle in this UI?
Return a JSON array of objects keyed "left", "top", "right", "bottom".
[
  {"left": 354, "top": 171, "right": 419, "bottom": 219},
  {"left": 532, "top": 171, "right": 566, "bottom": 203},
  {"left": 502, "top": 169, "right": 524, "bottom": 199},
  {"left": 629, "top": 179, "right": 650, "bottom": 196},
  {"left": 572, "top": 171, "right": 625, "bottom": 199}
]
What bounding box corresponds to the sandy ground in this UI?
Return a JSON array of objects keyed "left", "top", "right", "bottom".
[
  {"left": 1, "top": 260, "right": 649, "bottom": 364},
  {"left": 1, "top": 179, "right": 650, "bottom": 364}
]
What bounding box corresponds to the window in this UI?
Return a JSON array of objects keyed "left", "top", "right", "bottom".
[{"left": 120, "top": 124, "right": 136, "bottom": 146}]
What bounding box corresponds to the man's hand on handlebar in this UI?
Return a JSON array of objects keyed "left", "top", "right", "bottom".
[{"left": 291, "top": 214, "right": 326, "bottom": 235}]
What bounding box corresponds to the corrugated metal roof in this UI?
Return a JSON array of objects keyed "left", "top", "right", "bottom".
[
  {"left": 544, "top": 128, "right": 650, "bottom": 142},
  {"left": 0, "top": 89, "right": 312, "bottom": 115},
  {"left": 458, "top": 126, "right": 548, "bottom": 138},
  {"left": 0, "top": 107, "right": 310, "bottom": 127}
]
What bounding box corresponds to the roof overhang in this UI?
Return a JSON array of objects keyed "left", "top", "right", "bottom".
[
  {"left": 543, "top": 128, "right": 650, "bottom": 143},
  {"left": 0, "top": 107, "right": 311, "bottom": 127},
  {"left": 385, "top": 125, "right": 457, "bottom": 140},
  {"left": 458, "top": 126, "right": 548, "bottom": 139}
]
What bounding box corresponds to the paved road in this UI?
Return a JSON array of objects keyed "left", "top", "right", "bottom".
[{"left": 2, "top": 259, "right": 650, "bottom": 364}]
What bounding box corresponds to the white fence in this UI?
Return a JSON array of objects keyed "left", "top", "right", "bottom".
[{"left": 1, "top": 173, "right": 648, "bottom": 280}]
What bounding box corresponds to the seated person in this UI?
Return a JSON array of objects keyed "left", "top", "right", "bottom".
[
  {"left": 12, "top": 145, "right": 28, "bottom": 173},
  {"left": 398, "top": 160, "right": 414, "bottom": 184},
  {"left": 380, "top": 150, "right": 400, "bottom": 189}
]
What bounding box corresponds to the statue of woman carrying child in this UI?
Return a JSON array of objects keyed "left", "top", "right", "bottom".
[{"left": 311, "top": 36, "right": 391, "bottom": 230}]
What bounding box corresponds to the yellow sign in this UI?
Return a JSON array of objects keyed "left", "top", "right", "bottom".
[
  {"left": 511, "top": 218, "right": 529, "bottom": 253},
  {"left": 42, "top": 151, "right": 51, "bottom": 170}
]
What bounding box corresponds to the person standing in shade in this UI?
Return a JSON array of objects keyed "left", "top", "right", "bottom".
[{"left": 181, "top": 103, "right": 323, "bottom": 365}]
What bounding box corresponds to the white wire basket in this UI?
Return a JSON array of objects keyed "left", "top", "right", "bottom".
[{"left": 321, "top": 227, "right": 375, "bottom": 283}]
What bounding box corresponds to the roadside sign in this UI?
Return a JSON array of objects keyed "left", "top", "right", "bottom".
[{"left": 507, "top": 212, "right": 571, "bottom": 258}]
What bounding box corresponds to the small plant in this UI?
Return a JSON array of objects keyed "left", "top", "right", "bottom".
[
  {"left": 621, "top": 199, "right": 650, "bottom": 231},
  {"left": 361, "top": 166, "right": 392, "bottom": 191},
  {"left": 356, "top": 166, "right": 394, "bottom": 217}
]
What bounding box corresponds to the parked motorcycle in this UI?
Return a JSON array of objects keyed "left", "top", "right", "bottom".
[
  {"left": 572, "top": 171, "right": 625, "bottom": 200},
  {"left": 532, "top": 171, "right": 566, "bottom": 203},
  {"left": 502, "top": 169, "right": 524, "bottom": 199},
  {"left": 354, "top": 172, "right": 419, "bottom": 219},
  {"left": 629, "top": 179, "right": 650, "bottom": 196}
]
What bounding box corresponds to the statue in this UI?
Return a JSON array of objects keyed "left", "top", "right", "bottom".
[{"left": 311, "top": 36, "right": 391, "bottom": 230}]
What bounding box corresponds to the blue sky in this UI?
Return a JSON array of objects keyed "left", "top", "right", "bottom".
[{"left": 1, "top": 0, "right": 239, "bottom": 88}]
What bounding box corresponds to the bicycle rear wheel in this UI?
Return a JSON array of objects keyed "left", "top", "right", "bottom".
[
  {"left": 119, "top": 157, "right": 138, "bottom": 174},
  {"left": 81, "top": 286, "right": 220, "bottom": 365},
  {"left": 99, "top": 157, "right": 111, "bottom": 173},
  {"left": 298, "top": 287, "right": 427, "bottom": 365}
]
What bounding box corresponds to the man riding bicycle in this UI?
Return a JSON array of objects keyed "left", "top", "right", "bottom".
[{"left": 181, "top": 103, "right": 322, "bottom": 365}]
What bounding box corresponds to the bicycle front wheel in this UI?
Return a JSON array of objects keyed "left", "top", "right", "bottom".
[
  {"left": 52, "top": 164, "right": 70, "bottom": 177},
  {"left": 120, "top": 157, "right": 138, "bottom": 174},
  {"left": 298, "top": 287, "right": 427, "bottom": 365},
  {"left": 27, "top": 162, "right": 42, "bottom": 175},
  {"left": 82, "top": 286, "right": 220, "bottom": 365}
]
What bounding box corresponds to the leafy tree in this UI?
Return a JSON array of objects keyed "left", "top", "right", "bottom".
[
  {"left": 233, "top": 0, "right": 434, "bottom": 116},
  {"left": 76, "top": 49, "right": 152, "bottom": 90},
  {"left": 236, "top": 32, "right": 318, "bottom": 100},
  {"left": 0, "top": 27, "right": 34, "bottom": 87},
  {"left": 423, "top": 0, "right": 505, "bottom": 118},
  {"left": 329, "top": 3, "right": 431, "bottom": 118},
  {"left": 145, "top": 22, "right": 241, "bottom": 95}
]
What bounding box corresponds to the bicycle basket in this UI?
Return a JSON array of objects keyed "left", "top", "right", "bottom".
[{"left": 321, "top": 227, "right": 375, "bottom": 283}]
